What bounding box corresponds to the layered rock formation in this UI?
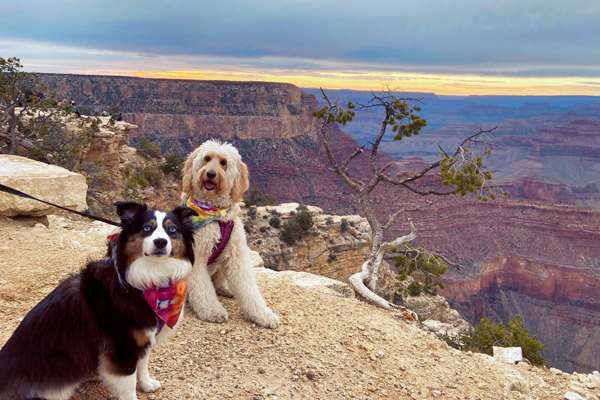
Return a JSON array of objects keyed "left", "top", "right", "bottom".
[
  {"left": 444, "top": 256, "right": 600, "bottom": 373},
  {"left": 39, "top": 73, "right": 357, "bottom": 211}
]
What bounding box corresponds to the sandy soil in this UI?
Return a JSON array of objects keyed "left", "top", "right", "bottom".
[{"left": 0, "top": 216, "right": 583, "bottom": 400}]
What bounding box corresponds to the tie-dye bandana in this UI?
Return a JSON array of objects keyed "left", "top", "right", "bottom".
[
  {"left": 143, "top": 280, "right": 188, "bottom": 329},
  {"left": 184, "top": 195, "right": 229, "bottom": 230}
]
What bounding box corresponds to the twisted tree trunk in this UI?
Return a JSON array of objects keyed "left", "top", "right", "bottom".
[{"left": 348, "top": 194, "right": 417, "bottom": 309}]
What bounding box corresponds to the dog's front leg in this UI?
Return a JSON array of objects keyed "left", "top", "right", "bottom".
[
  {"left": 226, "top": 247, "right": 279, "bottom": 329},
  {"left": 99, "top": 356, "right": 138, "bottom": 400},
  {"left": 137, "top": 349, "right": 160, "bottom": 393},
  {"left": 188, "top": 263, "right": 229, "bottom": 323}
]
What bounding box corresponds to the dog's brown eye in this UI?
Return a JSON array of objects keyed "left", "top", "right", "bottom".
[
  {"left": 220, "top": 159, "right": 227, "bottom": 167},
  {"left": 204, "top": 156, "right": 211, "bottom": 162}
]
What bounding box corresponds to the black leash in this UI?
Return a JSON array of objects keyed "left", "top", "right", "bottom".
[{"left": 0, "top": 183, "right": 121, "bottom": 227}]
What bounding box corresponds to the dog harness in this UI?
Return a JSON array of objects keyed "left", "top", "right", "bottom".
[{"left": 184, "top": 196, "right": 234, "bottom": 265}]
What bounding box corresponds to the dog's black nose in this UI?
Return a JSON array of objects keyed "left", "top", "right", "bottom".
[
  {"left": 154, "top": 238, "right": 168, "bottom": 249},
  {"left": 207, "top": 170, "right": 217, "bottom": 180}
]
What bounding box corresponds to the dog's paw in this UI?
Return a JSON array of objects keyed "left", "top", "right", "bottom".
[
  {"left": 139, "top": 377, "right": 161, "bottom": 392},
  {"left": 215, "top": 286, "right": 234, "bottom": 298},
  {"left": 195, "top": 304, "right": 229, "bottom": 323},
  {"left": 251, "top": 308, "right": 280, "bottom": 329}
]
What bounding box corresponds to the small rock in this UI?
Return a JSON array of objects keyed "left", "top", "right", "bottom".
[
  {"left": 493, "top": 346, "right": 523, "bottom": 364},
  {"left": 564, "top": 392, "right": 587, "bottom": 400},
  {"left": 306, "top": 370, "right": 317, "bottom": 381},
  {"left": 258, "top": 367, "right": 265, "bottom": 374},
  {"left": 551, "top": 367, "right": 564, "bottom": 375}
]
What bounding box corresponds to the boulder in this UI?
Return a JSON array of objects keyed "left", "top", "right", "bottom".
[
  {"left": 249, "top": 250, "right": 265, "bottom": 268},
  {"left": 0, "top": 155, "right": 88, "bottom": 217},
  {"left": 257, "top": 268, "right": 354, "bottom": 298},
  {"left": 493, "top": 346, "right": 523, "bottom": 364}
]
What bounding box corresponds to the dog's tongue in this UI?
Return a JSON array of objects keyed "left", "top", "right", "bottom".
[{"left": 204, "top": 181, "right": 216, "bottom": 191}]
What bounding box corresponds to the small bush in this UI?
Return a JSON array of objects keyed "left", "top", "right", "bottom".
[
  {"left": 161, "top": 153, "right": 184, "bottom": 176},
  {"left": 269, "top": 215, "right": 281, "bottom": 228},
  {"left": 136, "top": 137, "right": 162, "bottom": 159},
  {"left": 280, "top": 219, "right": 303, "bottom": 245},
  {"left": 295, "top": 204, "right": 313, "bottom": 231},
  {"left": 340, "top": 218, "right": 350, "bottom": 233},
  {"left": 327, "top": 251, "right": 337, "bottom": 263},
  {"left": 453, "top": 316, "right": 545, "bottom": 366},
  {"left": 395, "top": 247, "right": 448, "bottom": 297},
  {"left": 245, "top": 189, "right": 276, "bottom": 206},
  {"left": 247, "top": 206, "right": 257, "bottom": 219},
  {"left": 140, "top": 167, "right": 162, "bottom": 187}
]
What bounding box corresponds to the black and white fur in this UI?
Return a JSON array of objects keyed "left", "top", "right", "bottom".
[{"left": 0, "top": 202, "right": 196, "bottom": 400}]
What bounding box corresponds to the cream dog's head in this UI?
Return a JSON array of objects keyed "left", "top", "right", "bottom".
[{"left": 181, "top": 140, "right": 249, "bottom": 207}]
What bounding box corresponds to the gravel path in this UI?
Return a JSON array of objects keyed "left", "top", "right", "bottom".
[{"left": 0, "top": 216, "right": 579, "bottom": 399}]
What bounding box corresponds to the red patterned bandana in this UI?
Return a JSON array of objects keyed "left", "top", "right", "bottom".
[{"left": 143, "top": 280, "right": 188, "bottom": 329}]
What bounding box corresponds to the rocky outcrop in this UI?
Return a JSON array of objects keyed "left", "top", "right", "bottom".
[
  {"left": 245, "top": 203, "right": 371, "bottom": 281},
  {"left": 0, "top": 155, "right": 87, "bottom": 216},
  {"left": 245, "top": 203, "right": 470, "bottom": 335}
]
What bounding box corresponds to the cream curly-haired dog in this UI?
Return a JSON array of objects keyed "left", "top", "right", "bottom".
[{"left": 181, "top": 139, "right": 279, "bottom": 328}]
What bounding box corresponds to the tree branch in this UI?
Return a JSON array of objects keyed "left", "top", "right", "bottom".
[{"left": 318, "top": 88, "right": 364, "bottom": 191}]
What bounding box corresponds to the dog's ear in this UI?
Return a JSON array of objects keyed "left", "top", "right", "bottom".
[
  {"left": 181, "top": 148, "right": 201, "bottom": 197},
  {"left": 172, "top": 206, "right": 198, "bottom": 221},
  {"left": 114, "top": 201, "right": 147, "bottom": 225},
  {"left": 231, "top": 160, "right": 250, "bottom": 203}
]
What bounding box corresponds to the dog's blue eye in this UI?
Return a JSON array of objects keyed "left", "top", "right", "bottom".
[
  {"left": 168, "top": 226, "right": 177, "bottom": 234},
  {"left": 143, "top": 225, "right": 152, "bottom": 232}
]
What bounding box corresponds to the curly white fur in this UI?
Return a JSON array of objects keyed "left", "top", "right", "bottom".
[{"left": 182, "top": 140, "right": 279, "bottom": 329}]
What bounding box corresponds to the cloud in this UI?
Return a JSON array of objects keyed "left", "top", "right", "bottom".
[{"left": 1, "top": 0, "right": 600, "bottom": 76}]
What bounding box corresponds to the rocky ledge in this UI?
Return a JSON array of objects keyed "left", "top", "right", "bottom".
[{"left": 0, "top": 215, "right": 594, "bottom": 399}]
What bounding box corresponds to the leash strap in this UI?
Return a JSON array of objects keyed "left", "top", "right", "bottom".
[{"left": 0, "top": 182, "right": 121, "bottom": 227}]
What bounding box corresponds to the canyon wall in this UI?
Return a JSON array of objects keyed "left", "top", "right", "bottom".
[
  {"left": 443, "top": 256, "right": 600, "bottom": 372},
  {"left": 39, "top": 73, "right": 356, "bottom": 211},
  {"left": 37, "top": 74, "right": 600, "bottom": 372}
]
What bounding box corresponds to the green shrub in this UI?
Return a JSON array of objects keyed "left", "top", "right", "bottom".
[
  {"left": 395, "top": 247, "right": 448, "bottom": 297},
  {"left": 161, "top": 153, "right": 184, "bottom": 176},
  {"left": 140, "top": 167, "right": 162, "bottom": 187},
  {"left": 269, "top": 215, "right": 281, "bottom": 228},
  {"left": 340, "top": 218, "right": 349, "bottom": 233},
  {"left": 450, "top": 316, "right": 545, "bottom": 366},
  {"left": 280, "top": 219, "right": 303, "bottom": 245},
  {"left": 245, "top": 189, "right": 276, "bottom": 206},
  {"left": 136, "top": 137, "right": 162, "bottom": 159},
  {"left": 295, "top": 204, "right": 313, "bottom": 231}
]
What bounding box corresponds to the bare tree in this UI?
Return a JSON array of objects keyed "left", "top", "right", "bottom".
[{"left": 314, "top": 89, "right": 496, "bottom": 310}]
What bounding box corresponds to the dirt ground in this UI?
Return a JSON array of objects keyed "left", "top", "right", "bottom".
[{"left": 0, "top": 215, "right": 583, "bottom": 400}]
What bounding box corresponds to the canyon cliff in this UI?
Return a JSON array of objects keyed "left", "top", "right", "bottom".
[{"left": 37, "top": 74, "right": 600, "bottom": 372}]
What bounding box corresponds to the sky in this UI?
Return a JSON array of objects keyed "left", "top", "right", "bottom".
[{"left": 1, "top": 0, "right": 600, "bottom": 95}]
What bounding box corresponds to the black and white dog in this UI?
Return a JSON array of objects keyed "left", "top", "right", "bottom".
[{"left": 0, "top": 202, "right": 196, "bottom": 400}]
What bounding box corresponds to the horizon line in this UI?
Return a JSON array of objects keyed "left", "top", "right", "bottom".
[{"left": 30, "top": 70, "right": 600, "bottom": 97}]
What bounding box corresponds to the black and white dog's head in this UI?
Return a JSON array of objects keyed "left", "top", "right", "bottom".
[{"left": 113, "top": 202, "right": 197, "bottom": 290}]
